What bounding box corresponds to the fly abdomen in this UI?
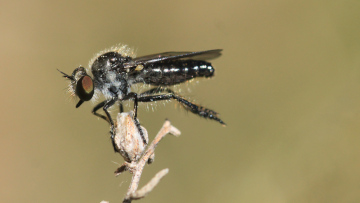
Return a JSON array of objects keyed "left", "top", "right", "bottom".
[{"left": 139, "top": 60, "right": 215, "bottom": 86}]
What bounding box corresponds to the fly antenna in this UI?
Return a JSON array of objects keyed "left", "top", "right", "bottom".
[{"left": 57, "top": 69, "right": 75, "bottom": 81}]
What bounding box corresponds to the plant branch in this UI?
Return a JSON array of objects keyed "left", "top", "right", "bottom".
[{"left": 114, "top": 119, "right": 180, "bottom": 203}]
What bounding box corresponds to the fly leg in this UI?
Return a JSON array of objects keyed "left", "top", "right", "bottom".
[
  {"left": 126, "top": 87, "right": 173, "bottom": 117},
  {"left": 92, "top": 99, "right": 119, "bottom": 152},
  {"left": 92, "top": 99, "right": 117, "bottom": 126},
  {"left": 92, "top": 101, "right": 108, "bottom": 123},
  {"left": 121, "top": 92, "right": 147, "bottom": 145},
  {"left": 137, "top": 91, "right": 226, "bottom": 125},
  {"left": 119, "top": 102, "right": 124, "bottom": 113}
]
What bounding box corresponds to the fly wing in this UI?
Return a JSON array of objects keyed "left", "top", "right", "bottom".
[{"left": 123, "top": 49, "right": 222, "bottom": 69}]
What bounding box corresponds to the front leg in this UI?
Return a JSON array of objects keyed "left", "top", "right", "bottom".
[
  {"left": 104, "top": 98, "right": 118, "bottom": 152},
  {"left": 92, "top": 101, "right": 108, "bottom": 123},
  {"left": 103, "top": 98, "right": 117, "bottom": 130},
  {"left": 92, "top": 98, "right": 119, "bottom": 152},
  {"left": 92, "top": 98, "right": 117, "bottom": 126}
]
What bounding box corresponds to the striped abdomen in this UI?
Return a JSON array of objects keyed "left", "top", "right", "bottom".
[{"left": 138, "top": 60, "right": 215, "bottom": 86}]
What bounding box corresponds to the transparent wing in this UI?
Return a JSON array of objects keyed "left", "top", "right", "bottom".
[{"left": 123, "top": 49, "right": 222, "bottom": 69}]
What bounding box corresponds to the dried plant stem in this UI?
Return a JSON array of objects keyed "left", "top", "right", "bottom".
[
  {"left": 130, "top": 168, "right": 169, "bottom": 200},
  {"left": 117, "top": 120, "right": 180, "bottom": 203}
]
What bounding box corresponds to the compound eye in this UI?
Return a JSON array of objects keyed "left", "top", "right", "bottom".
[{"left": 76, "top": 75, "right": 94, "bottom": 101}]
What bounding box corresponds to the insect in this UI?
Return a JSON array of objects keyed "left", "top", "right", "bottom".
[{"left": 59, "top": 45, "right": 225, "bottom": 151}]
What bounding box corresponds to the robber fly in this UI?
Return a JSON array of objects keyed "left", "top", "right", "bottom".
[{"left": 59, "top": 45, "right": 225, "bottom": 150}]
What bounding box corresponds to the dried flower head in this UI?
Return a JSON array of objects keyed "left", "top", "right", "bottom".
[{"left": 113, "top": 111, "right": 148, "bottom": 162}]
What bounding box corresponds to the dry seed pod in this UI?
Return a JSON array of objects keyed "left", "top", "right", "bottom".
[{"left": 113, "top": 111, "right": 148, "bottom": 162}]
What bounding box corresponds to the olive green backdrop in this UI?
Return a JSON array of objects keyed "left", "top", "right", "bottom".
[{"left": 1, "top": 0, "right": 360, "bottom": 202}]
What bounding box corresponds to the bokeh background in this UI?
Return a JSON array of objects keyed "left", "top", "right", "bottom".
[{"left": 2, "top": 0, "right": 360, "bottom": 202}]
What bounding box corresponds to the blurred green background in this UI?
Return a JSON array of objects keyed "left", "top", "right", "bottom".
[{"left": 1, "top": 0, "right": 360, "bottom": 202}]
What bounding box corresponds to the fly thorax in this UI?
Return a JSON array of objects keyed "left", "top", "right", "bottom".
[
  {"left": 90, "top": 51, "right": 131, "bottom": 100},
  {"left": 101, "top": 77, "right": 129, "bottom": 100}
]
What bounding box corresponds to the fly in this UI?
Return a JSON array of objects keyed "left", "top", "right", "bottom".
[{"left": 59, "top": 45, "right": 225, "bottom": 151}]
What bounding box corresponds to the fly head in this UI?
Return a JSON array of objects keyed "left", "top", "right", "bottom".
[{"left": 58, "top": 66, "right": 94, "bottom": 108}]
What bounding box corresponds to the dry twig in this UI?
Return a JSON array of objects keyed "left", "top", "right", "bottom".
[{"left": 111, "top": 112, "right": 180, "bottom": 203}]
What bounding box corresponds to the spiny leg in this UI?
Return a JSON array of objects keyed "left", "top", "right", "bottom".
[{"left": 137, "top": 92, "right": 226, "bottom": 125}]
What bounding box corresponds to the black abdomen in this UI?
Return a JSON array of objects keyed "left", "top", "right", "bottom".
[{"left": 138, "top": 60, "right": 215, "bottom": 86}]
